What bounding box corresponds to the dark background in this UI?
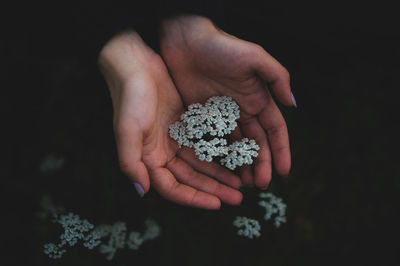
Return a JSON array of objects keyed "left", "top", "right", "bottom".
[{"left": 3, "top": 0, "right": 400, "bottom": 265}]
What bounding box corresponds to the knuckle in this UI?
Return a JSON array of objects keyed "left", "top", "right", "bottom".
[
  {"left": 265, "top": 123, "right": 288, "bottom": 137},
  {"left": 253, "top": 43, "right": 264, "bottom": 52},
  {"left": 189, "top": 190, "right": 199, "bottom": 207},
  {"left": 163, "top": 180, "right": 180, "bottom": 200},
  {"left": 211, "top": 182, "right": 220, "bottom": 195},
  {"left": 274, "top": 145, "right": 290, "bottom": 154},
  {"left": 119, "top": 159, "right": 131, "bottom": 175},
  {"left": 253, "top": 44, "right": 267, "bottom": 57}
]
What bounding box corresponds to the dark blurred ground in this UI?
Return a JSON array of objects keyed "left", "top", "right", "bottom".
[{"left": 3, "top": 0, "right": 400, "bottom": 265}]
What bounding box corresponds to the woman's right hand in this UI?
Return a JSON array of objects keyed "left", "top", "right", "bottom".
[
  {"left": 98, "top": 31, "right": 243, "bottom": 209},
  {"left": 160, "top": 15, "right": 294, "bottom": 188}
]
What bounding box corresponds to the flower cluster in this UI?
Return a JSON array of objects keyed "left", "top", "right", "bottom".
[
  {"left": 43, "top": 213, "right": 94, "bottom": 259},
  {"left": 41, "top": 197, "right": 161, "bottom": 260},
  {"left": 59, "top": 213, "right": 94, "bottom": 246},
  {"left": 233, "top": 216, "right": 261, "bottom": 239},
  {"left": 96, "top": 219, "right": 161, "bottom": 260},
  {"left": 258, "top": 192, "right": 287, "bottom": 228},
  {"left": 43, "top": 243, "right": 66, "bottom": 259},
  {"left": 232, "top": 193, "right": 287, "bottom": 239},
  {"left": 220, "top": 138, "right": 259, "bottom": 170},
  {"left": 96, "top": 222, "right": 126, "bottom": 260},
  {"left": 126, "top": 219, "right": 161, "bottom": 250},
  {"left": 169, "top": 96, "right": 259, "bottom": 170}
]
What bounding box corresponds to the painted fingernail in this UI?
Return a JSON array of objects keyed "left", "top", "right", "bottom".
[
  {"left": 291, "top": 92, "right": 297, "bottom": 108},
  {"left": 133, "top": 182, "right": 145, "bottom": 197}
]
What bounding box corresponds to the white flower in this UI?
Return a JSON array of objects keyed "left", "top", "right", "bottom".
[{"left": 169, "top": 96, "right": 259, "bottom": 170}]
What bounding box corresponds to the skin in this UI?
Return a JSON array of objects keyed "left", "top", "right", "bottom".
[
  {"left": 98, "top": 31, "right": 243, "bottom": 209},
  {"left": 160, "top": 15, "right": 294, "bottom": 188}
]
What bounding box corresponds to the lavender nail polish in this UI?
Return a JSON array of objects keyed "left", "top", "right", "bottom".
[
  {"left": 133, "top": 182, "right": 145, "bottom": 197},
  {"left": 291, "top": 92, "right": 297, "bottom": 108}
]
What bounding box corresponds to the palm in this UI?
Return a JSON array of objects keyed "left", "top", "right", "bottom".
[
  {"left": 161, "top": 20, "right": 293, "bottom": 187},
  {"left": 162, "top": 32, "right": 270, "bottom": 114},
  {"left": 115, "top": 55, "right": 242, "bottom": 209},
  {"left": 123, "top": 59, "right": 181, "bottom": 170}
]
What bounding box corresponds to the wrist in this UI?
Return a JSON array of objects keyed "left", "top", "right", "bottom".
[
  {"left": 98, "top": 31, "right": 156, "bottom": 90},
  {"left": 160, "top": 15, "right": 217, "bottom": 49}
]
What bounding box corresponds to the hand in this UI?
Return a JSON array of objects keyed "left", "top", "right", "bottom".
[
  {"left": 160, "top": 15, "right": 295, "bottom": 188},
  {"left": 98, "top": 31, "right": 242, "bottom": 209}
]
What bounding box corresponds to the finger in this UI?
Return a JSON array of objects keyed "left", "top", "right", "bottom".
[
  {"left": 167, "top": 157, "right": 243, "bottom": 206},
  {"left": 240, "top": 165, "right": 254, "bottom": 186},
  {"left": 230, "top": 126, "right": 254, "bottom": 186},
  {"left": 115, "top": 120, "right": 150, "bottom": 195},
  {"left": 258, "top": 92, "right": 291, "bottom": 176},
  {"left": 252, "top": 46, "right": 294, "bottom": 107},
  {"left": 177, "top": 147, "right": 242, "bottom": 189},
  {"left": 150, "top": 167, "right": 221, "bottom": 210},
  {"left": 240, "top": 117, "right": 272, "bottom": 188}
]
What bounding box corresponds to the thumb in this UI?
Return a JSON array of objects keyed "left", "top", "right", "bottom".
[
  {"left": 115, "top": 120, "right": 151, "bottom": 197},
  {"left": 253, "top": 46, "right": 295, "bottom": 107}
]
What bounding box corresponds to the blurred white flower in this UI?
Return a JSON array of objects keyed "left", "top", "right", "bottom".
[
  {"left": 259, "top": 192, "right": 287, "bottom": 228},
  {"left": 233, "top": 216, "right": 261, "bottom": 239},
  {"left": 40, "top": 154, "right": 65, "bottom": 174},
  {"left": 41, "top": 196, "right": 161, "bottom": 260}
]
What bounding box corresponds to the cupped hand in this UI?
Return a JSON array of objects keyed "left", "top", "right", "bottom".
[
  {"left": 160, "top": 15, "right": 295, "bottom": 188},
  {"left": 98, "top": 31, "right": 242, "bottom": 209}
]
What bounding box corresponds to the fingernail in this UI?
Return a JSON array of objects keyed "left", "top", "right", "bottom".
[
  {"left": 291, "top": 92, "right": 297, "bottom": 108},
  {"left": 133, "top": 182, "right": 145, "bottom": 197}
]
